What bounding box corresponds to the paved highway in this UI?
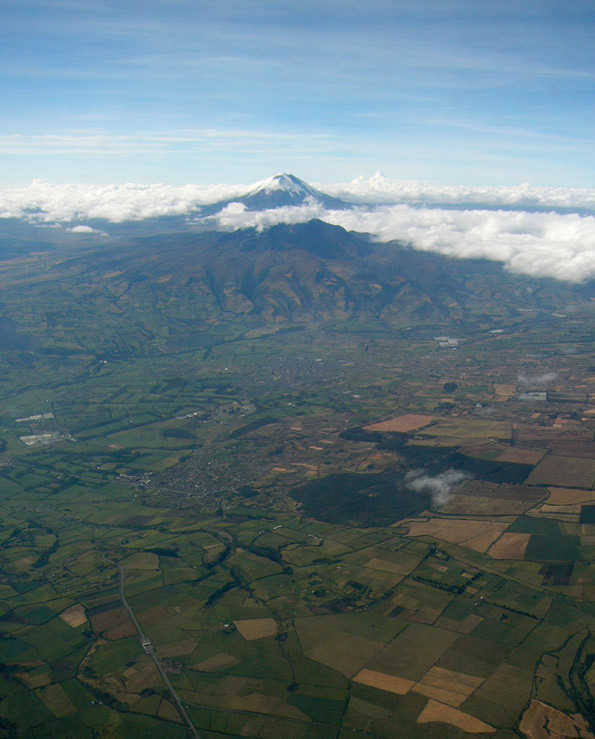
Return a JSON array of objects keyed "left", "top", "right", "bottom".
[{"left": 118, "top": 564, "right": 201, "bottom": 739}]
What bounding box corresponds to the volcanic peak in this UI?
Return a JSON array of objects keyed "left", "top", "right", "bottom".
[
  {"left": 225, "top": 173, "right": 352, "bottom": 212},
  {"left": 248, "top": 173, "right": 321, "bottom": 198}
]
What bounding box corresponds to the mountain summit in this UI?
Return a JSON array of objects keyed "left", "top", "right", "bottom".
[
  {"left": 204, "top": 173, "right": 353, "bottom": 214},
  {"left": 251, "top": 173, "right": 319, "bottom": 198}
]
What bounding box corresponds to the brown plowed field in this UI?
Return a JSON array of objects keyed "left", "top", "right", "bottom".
[
  {"left": 363, "top": 414, "right": 434, "bottom": 433},
  {"left": 417, "top": 699, "right": 495, "bottom": 733}
]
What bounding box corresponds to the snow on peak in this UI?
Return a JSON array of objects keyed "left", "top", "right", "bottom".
[{"left": 249, "top": 173, "right": 317, "bottom": 197}]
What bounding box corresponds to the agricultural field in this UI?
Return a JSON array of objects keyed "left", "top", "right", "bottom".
[{"left": 0, "top": 268, "right": 594, "bottom": 738}]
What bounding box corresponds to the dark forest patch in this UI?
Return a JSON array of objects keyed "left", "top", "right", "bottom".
[
  {"left": 291, "top": 472, "right": 432, "bottom": 527},
  {"left": 147, "top": 548, "right": 179, "bottom": 558},
  {"left": 228, "top": 416, "right": 277, "bottom": 438},
  {"left": 161, "top": 427, "right": 196, "bottom": 440},
  {"left": 580, "top": 505, "right": 595, "bottom": 524},
  {"left": 540, "top": 563, "right": 574, "bottom": 586}
]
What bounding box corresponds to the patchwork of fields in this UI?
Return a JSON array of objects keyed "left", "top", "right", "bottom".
[{"left": 0, "top": 281, "right": 594, "bottom": 738}]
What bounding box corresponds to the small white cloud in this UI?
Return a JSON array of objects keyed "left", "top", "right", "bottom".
[
  {"left": 69, "top": 225, "right": 100, "bottom": 234},
  {"left": 219, "top": 202, "right": 247, "bottom": 215},
  {"left": 517, "top": 372, "right": 557, "bottom": 389},
  {"left": 405, "top": 468, "right": 471, "bottom": 508}
]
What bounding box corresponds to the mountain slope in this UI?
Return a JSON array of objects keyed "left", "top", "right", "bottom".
[{"left": 0, "top": 219, "right": 590, "bottom": 364}]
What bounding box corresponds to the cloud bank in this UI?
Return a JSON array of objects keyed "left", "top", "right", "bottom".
[
  {"left": 214, "top": 201, "right": 595, "bottom": 283},
  {"left": 330, "top": 206, "right": 595, "bottom": 283},
  {"left": 318, "top": 172, "right": 595, "bottom": 211},
  {"left": 3, "top": 176, "right": 595, "bottom": 222},
  {"left": 0, "top": 180, "right": 249, "bottom": 223},
  {"left": 1, "top": 177, "right": 594, "bottom": 283}
]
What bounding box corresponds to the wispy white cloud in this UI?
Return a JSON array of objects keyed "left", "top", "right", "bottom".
[
  {"left": 0, "top": 130, "right": 335, "bottom": 158},
  {"left": 3, "top": 1, "right": 593, "bottom": 191}
]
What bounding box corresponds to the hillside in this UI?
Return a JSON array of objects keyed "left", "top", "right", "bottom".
[{"left": 0, "top": 219, "right": 590, "bottom": 369}]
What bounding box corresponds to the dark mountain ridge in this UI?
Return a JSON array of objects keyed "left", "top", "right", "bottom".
[
  {"left": 0, "top": 217, "right": 592, "bottom": 368},
  {"left": 5, "top": 219, "right": 579, "bottom": 359}
]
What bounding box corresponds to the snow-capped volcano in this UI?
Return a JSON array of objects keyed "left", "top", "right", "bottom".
[
  {"left": 248, "top": 173, "right": 322, "bottom": 199},
  {"left": 204, "top": 173, "right": 353, "bottom": 214}
]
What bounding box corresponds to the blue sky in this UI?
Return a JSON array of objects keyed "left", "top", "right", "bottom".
[{"left": 1, "top": 0, "right": 594, "bottom": 186}]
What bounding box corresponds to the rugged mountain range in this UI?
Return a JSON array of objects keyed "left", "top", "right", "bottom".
[
  {"left": 0, "top": 173, "right": 592, "bottom": 364},
  {"left": 1, "top": 218, "right": 591, "bottom": 365}
]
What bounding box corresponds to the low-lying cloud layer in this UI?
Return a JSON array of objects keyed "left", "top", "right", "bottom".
[
  {"left": 405, "top": 469, "right": 471, "bottom": 508},
  {"left": 318, "top": 172, "right": 595, "bottom": 211},
  {"left": 215, "top": 201, "right": 595, "bottom": 283},
  {"left": 3, "top": 176, "right": 595, "bottom": 222},
  {"left": 0, "top": 180, "right": 249, "bottom": 223},
  {"left": 1, "top": 177, "right": 594, "bottom": 283},
  {"left": 214, "top": 200, "right": 326, "bottom": 230}
]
